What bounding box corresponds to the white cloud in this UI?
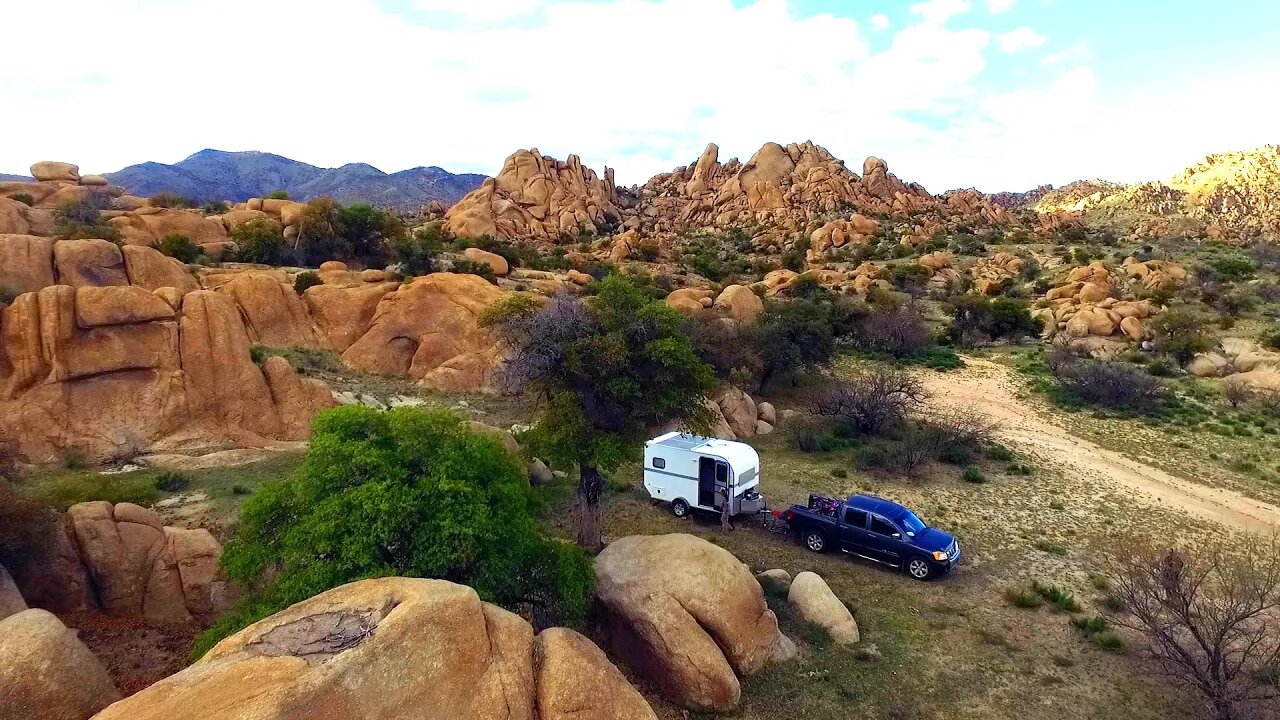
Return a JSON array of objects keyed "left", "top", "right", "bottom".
[
  {"left": 0, "top": 0, "right": 1274, "bottom": 194},
  {"left": 869, "top": 13, "right": 890, "bottom": 30},
  {"left": 413, "top": 0, "right": 549, "bottom": 22},
  {"left": 986, "top": 0, "right": 1017, "bottom": 14},
  {"left": 996, "top": 27, "right": 1047, "bottom": 53},
  {"left": 909, "top": 0, "right": 972, "bottom": 25}
]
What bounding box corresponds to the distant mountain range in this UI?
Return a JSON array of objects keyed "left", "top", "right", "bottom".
[
  {"left": 0, "top": 173, "right": 31, "bottom": 182},
  {"left": 98, "top": 149, "right": 486, "bottom": 211}
]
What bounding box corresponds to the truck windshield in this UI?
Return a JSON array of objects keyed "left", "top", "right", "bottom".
[{"left": 901, "top": 511, "right": 927, "bottom": 533}]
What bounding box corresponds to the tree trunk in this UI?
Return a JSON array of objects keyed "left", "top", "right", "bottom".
[{"left": 577, "top": 464, "right": 604, "bottom": 550}]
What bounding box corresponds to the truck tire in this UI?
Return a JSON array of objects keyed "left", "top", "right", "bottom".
[
  {"left": 905, "top": 555, "right": 933, "bottom": 580},
  {"left": 671, "top": 498, "right": 690, "bottom": 518},
  {"left": 803, "top": 529, "right": 827, "bottom": 553}
]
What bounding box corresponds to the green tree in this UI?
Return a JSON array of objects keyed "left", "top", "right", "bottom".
[
  {"left": 1148, "top": 306, "right": 1217, "bottom": 364},
  {"left": 157, "top": 233, "right": 201, "bottom": 263},
  {"left": 337, "top": 203, "right": 404, "bottom": 263},
  {"left": 755, "top": 295, "right": 839, "bottom": 390},
  {"left": 203, "top": 405, "right": 592, "bottom": 655},
  {"left": 229, "top": 218, "right": 286, "bottom": 265},
  {"left": 491, "top": 276, "right": 715, "bottom": 548},
  {"left": 390, "top": 223, "right": 444, "bottom": 276},
  {"left": 295, "top": 198, "right": 350, "bottom": 266}
]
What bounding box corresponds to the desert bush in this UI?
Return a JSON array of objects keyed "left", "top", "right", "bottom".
[
  {"left": 390, "top": 224, "right": 444, "bottom": 276},
  {"left": 781, "top": 236, "right": 810, "bottom": 272},
  {"left": 149, "top": 192, "right": 197, "bottom": 209},
  {"left": 1210, "top": 254, "right": 1256, "bottom": 280},
  {"left": 810, "top": 366, "right": 928, "bottom": 436},
  {"left": 153, "top": 472, "right": 189, "bottom": 492},
  {"left": 53, "top": 194, "right": 119, "bottom": 241},
  {"left": 201, "top": 406, "right": 595, "bottom": 657},
  {"left": 962, "top": 467, "right": 986, "bottom": 483},
  {"left": 336, "top": 203, "right": 403, "bottom": 264},
  {"left": 264, "top": 190, "right": 289, "bottom": 200},
  {"left": 1033, "top": 581, "right": 1081, "bottom": 612},
  {"left": 230, "top": 218, "right": 287, "bottom": 265},
  {"left": 294, "top": 199, "right": 349, "bottom": 266},
  {"left": 885, "top": 262, "right": 932, "bottom": 295},
  {"left": 157, "top": 233, "right": 201, "bottom": 263},
  {"left": 1103, "top": 539, "right": 1280, "bottom": 720},
  {"left": 7, "top": 192, "right": 34, "bottom": 206},
  {"left": 890, "top": 409, "right": 1000, "bottom": 476},
  {"left": 1223, "top": 376, "right": 1253, "bottom": 409},
  {"left": 683, "top": 312, "right": 763, "bottom": 384},
  {"left": 451, "top": 258, "right": 497, "bottom": 283},
  {"left": 200, "top": 200, "right": 230, "bottom": 214},
  {"left": 1056, "top": 360, "right": 1168, "bottom": 413},
  {"left": 1006, "top": 586, "right": 1044, "bottom": 609},
  {"left": 946, "top": 295, "right": 1040, "bottom": 347},
  {"left": 754, "top": 296, "right": 841, "bottom": 389},
  {"left": 1148, "top": 306, "right": 1217, "bottom": 363},
  {"left": 293, "top": 270, "right": 322, "bottom": 295},
  {"left": 857, "top": 303, "right": 935, "bottom": 358}
]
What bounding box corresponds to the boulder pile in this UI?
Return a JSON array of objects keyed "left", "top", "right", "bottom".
[
  {"left": 1187, "top": 338, "right": 1280, "bottom": 390},
  {"left": 1032, "top": 261, "right": 1178, "bottom": 351},
  {"left": 970, "top": 252, "right": 1026, "bottom": 295},
  {"left": 0, "top": 161, "right": 137, "bottom": 237},
  {"left": 93, "top": 577, "right": 657, "bottom": 720},
  {"left": 444, "top": 148, "right": 621, "bottom": 241}
]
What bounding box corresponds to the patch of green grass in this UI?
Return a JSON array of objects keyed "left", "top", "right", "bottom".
[
  {"left": 985, "top": 444, "right": 1015, "bottom": 462},
  {"left": 32, "top": 470, "right": 160, "bottom": 510},
  {"left": 153, "top": 471, "right": 189, "bottom": 492},
  {"left": 1033, "top": 581, "right": 1081, "bottom": 613},
  {"left": 1069, "top": 615, "right": 1109, "bottom": 635},
  {"left": 962, "top": 467, "right": 986, "bottom": 483},
  {"left": 1095, "top": 631, "right": 1126, "bottom": 652},
  {"left": 1033, "top": 539, "right": 1068, "bottom": 556}
]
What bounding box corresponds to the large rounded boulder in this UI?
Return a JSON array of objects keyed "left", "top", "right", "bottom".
[
  {"left": 94, "top": 577, "right": 655, "bottom": 720},
  {"left": 0, "top": 609, "right": 121, "bottom": 720},
  {"left": 593, "top": 534, "right": 782, "bottom": 712}
]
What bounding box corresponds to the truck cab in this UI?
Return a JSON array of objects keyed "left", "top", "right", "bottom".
[
  {"left": 780, "top": 494, "right": 960, "bottom": 580},
  {"left": 643, "top": 432, "right": 766, "bottom": 518}
]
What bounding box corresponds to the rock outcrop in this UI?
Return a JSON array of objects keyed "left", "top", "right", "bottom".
[
  {"left": 594, "top": 534, "right": 783, "bottom": 711},
  {"left": 0, "top": 609, "right": 121, "bottom": 720},
  {"left": 94, "top": 577, "right": 655, "bottom": 720},
  {"left": 445, "top": 149, "right": 621, "bottom": 241},
  {"left": 1031, "top": 260, "right": 1184, "bottom": 351},
  {"left": 342, "top": 273, "right": 506, "bottom": 392},
  {"left": 66, "top": 501, "right": 235, "bottom": 624}
]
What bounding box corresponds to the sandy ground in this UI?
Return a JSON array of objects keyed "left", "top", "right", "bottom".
[{"left": 923, "top": 357, "right": 1280, "bottom": 534}]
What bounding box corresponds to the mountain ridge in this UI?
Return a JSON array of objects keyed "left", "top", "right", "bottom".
[{"left": 100, "top": 149, "right": 486, "bottom": 211}]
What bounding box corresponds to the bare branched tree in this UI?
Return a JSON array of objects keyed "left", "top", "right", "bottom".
[
  {"left": 1103, "top": 539, "right": 1280, "bottom": 720},
  {"left": 1223, "top": 376, "right": 1254, "bottom": 410},
  {"left": 891, "top": 408, "right": 1001, "bottom": 477},
  {"left": 810, "top": 366, "right": 929, "bottom": 436}
]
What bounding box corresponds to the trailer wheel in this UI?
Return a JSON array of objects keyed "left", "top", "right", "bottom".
[
  {"left": 671, "top": 498, "right": 690, "bottom": 518},
  {"left": 803, "top": 530, "right": 827, "bottom": 553}
]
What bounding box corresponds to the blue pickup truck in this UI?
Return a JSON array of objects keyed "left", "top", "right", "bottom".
[{"left": 776, "top": 493, "right": 960, "bottom": 580}]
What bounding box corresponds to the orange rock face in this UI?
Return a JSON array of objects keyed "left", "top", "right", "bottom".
[{"left": 342, "top": 273, "right": 506, "bottom": 392}]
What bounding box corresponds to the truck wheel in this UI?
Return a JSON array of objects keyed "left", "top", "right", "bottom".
[
  {"left": 906, "top": 556, "right": 933, "bottom": 580},
  {"left": 803, "top": 530, "right": 827, "bottom": 553},
  {"left": 671, "top": 499, "right": 690, "bottom": 518}
]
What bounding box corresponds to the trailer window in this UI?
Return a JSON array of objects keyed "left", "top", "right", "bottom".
[
  {"left": 652, "top": 457, "right": 666, "bottom": 469},
  {"left": 715, "top": 463, "right": 729, "bottom": 484}
]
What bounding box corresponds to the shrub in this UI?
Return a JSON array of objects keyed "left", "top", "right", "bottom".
[
  {"left": 53, "top": 194, "right": 119, "bottom": 241},
  {"left": 264, "top": 190, "right": 289, "bottom": 200},
  {"left": 390, "top": 224, "right": 444, "bottom": 276},
  {"left": 201, "top": 406, "right": 595, "bottom": 655},
  {"left": 1223, "top": 376, "right": 1253, "bottom": 409},
  {"left": 1056, "top": 360, "right": 1168, "bottom": 413},
  {"left": 336, "top": 203, "right": 403, "bottom": 264},
  {"left": 890, "top": 409, "right": 999, "bottom": 477},
  {"left": 781, "top": 237, "right": 810, "bottom": 272},
  {"left": 810, "top": 366, "right": 928, "bottom": 436},
  {"left": 149, "top": 192, "right": 197, "bottom": 209},
  {"left": 1095, "top": 631, "right": 1125, "bottom": 651},
  {"left": 962, "top": 467, "right": 986, "bottom": 483},
  {"left": 914, "top": 347, "right": 964, "bottom": 371},
  {"left": 1035, "top": 539, "right": 1068, "bottom": 556},
  {"left": 1148, "top": 306, "right": 1216, "bottom": 363},
  {"left": 1070, "top": 615, "right": 1109, "bottom": 635},
  {"left": 200, "top": 200, "right": 230, "bottom": 214},
  {"left": 683, "top": 312, "right": 763, "bottom": 383},
  {"left": 754, "top": 295, "right": 841, "bottom": 389},
  {"left": 1005, "top": 586, "right": 1044, "bottom": 608},
  {"left": 294, "top": 199, "right": 350, "bottom": 266},
  {"left": 231, "top": 484, "right": 251, "bottom": 495},
  {"left": 947, "top": 295, "right": 1040, "bottom": 347},
  {"left": 985, "top": 444, "right": 1015, "bottom": 462},
  {"left": 293, "top": 271, "right": 323, "bottom": 295},
  {"left": 451, "top": 258, "right": 497, "bottom": 283},
  {"left": 7, "top": 193, "right": 34, "bottom": 206},
  {"left": 157, "top": 234, "right": 201, "bottom": 263},
  {"left": 857, "top": 303, "right": 935, "bottom": 358},
  {"left": 1210, "top": 254, "right": 1256, "bottom": 280},
  {"left": 1033, "top": 581, "right": 1081, "bottom": 612},
  {"left": 153, "top": 471, "right": 189, "bottom": 492},
  {"left": 230, "top": 218, "right": 287, "bottom": 265}
]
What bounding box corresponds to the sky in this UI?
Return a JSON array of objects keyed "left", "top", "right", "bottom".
[{"left": 3, "top": 0, "right": 1278, "bottom": 193}]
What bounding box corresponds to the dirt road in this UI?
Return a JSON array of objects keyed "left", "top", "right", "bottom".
[{"left": 923, "top": 357, "right": 1280, "bottom": 534}]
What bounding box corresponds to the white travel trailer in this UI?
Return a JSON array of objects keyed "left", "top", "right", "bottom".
[{"left": 643, "top": 432, "right": 766, "bottom": 518}]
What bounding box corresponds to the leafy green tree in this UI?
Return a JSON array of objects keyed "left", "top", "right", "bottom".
[
  {"left": 229, "top": 218, "right": 286, "bottom": 265},
  {"left": 202, "top": 405, "right": 592, "bottom": 655},
  {"left": 946, "top": 294, "right": 1041, "bottom": 346},
  {"left": 337, "top": 203, "right": 404, "bottom": 263},
  {"left": 390, "top": 224, "right": 444, "bottom": 276},
  {"left": 755, "top": 295, "right": 839, "bottom": 390},
  {"left": 1148, "top": 306, "right": 1217, "bottom": 364},
  {"left": 296, "top": 198, "right": 350, "bottom": 266},
  {"left": 491, "top": 276, "right": 715, "bottom": 548}
]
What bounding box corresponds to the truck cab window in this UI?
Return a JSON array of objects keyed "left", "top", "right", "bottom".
[
  {"left": 845, "top": 509, "right": 869, "bottom": 527},
  {"left": 869, "top": 516, "right": 898, "bottom": 536},
  {"left": 652, "top": 457, "right": 666, "bottom": 469}
]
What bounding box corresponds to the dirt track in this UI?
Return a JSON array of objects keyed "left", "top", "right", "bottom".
[{"left": 923, "top": 357, "right": 1280, "bottom": 534}]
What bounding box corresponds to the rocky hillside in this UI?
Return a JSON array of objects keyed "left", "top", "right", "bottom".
[
  {"left": 104, "top": 149, "right": 485, "bottom": 210},
  {"left": 1026, "top": 146, "right": 1280, "bottom": 239}
]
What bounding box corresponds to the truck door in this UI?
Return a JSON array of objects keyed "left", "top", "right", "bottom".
[
  {"left": 838, "top": 508, "right": 870, "bottom": 551},
  {"left": 697, "top": 457, "right": 719, "bottom": 508},
  {"left": 864, "top": 514, "right": 906, "bottom": 564}
]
